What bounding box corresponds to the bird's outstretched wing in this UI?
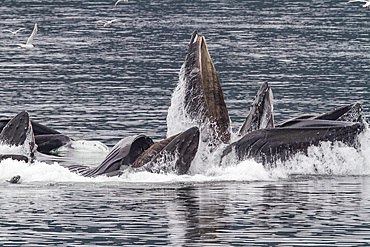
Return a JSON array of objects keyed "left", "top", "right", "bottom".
[
  {"left": 26, "top": 23, "right": 38, "bottom": 45},
  {"left": 15, "top": 28, "right": 25, "bottom": 34},
  {"left": 114, "top": 0, "right": 128, "bottom": 8}
]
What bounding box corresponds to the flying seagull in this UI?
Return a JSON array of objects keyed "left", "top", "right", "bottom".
[
  {"left": 97, "top": 19, "right": 120, "bottom": 27},
  {"left": 18, "top": 23, "right": 38, "bottom": 49},
  {"left": 347, "top": 0, "right": 370, "bottom": 8},
  {"left": 2, "top": 28, "right": 25, "bottom": 35}
]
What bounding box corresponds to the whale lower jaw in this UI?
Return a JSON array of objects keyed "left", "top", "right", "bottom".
[{"left": 223, "top": 121, "right": 365, "bottom": 165}]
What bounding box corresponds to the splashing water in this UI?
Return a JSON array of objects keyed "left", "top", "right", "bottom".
[
  {"left": 1, "top": 64, "right": 370, "bottom": 184},
  {"left": 166, "top": 64, "right": 194, "bottom": 137},
  {"left": 1, "top": 130, "right": 369, "bottom": 184}
]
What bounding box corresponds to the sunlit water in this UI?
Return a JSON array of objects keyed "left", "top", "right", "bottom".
[{"left": 0, "top": 0, "right": 369, "bottom": 246}]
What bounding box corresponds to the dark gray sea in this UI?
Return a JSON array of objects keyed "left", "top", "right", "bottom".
[{"left": 0, "top": 0, "right": 369, "bottom": 246}]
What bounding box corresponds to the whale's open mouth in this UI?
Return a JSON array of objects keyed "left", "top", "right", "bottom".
[
  {"left": 184, "top": 31, "right": 231, "bottom": 144},
  {"left": 238, "top": 82, "right": 274, "bottom": 136},
  {"left": 0, "top": 111, "right": 36, "bottom": 162}
]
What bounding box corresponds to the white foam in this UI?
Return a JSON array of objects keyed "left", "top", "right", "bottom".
[{"left": 0, "top": 144, "right": 24, "bottom": 155}]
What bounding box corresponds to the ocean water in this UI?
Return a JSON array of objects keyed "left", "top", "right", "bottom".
[{"left": 0, "top": 0, "right": 369, "bottom": 246}]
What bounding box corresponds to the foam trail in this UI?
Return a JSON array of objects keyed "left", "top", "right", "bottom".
[{"left": 0, "top": 159, "right": 85, "bottom": 183}]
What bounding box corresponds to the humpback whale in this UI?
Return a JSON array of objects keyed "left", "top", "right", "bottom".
[
  {"left": 0, "top": 111, "right": 36, "bottom": 162},
  {"left": 0, "top": 118, "right": 71, "bottom": 154},
  {"left": 222, "top": 120, "right": 365, "bottom": 165},
  {"left": 132, "top": 127, "right": 200, "bottom": 175},
  {"left": 1, "top": 31, "right": 367, "bottom": 179},
  {"left": 220, "top": 81, "right": 366, "bottom": 166},
  {"left": 67, "top": 127, "right": 200, "bottom": 177},
  {"left": 276, "top": 102, "right": 363, "bottom": 128},
  {"left": 0, "top": 111, "right": 200, "bottom": 177},
  {"left": 68, "top": 134, "right": 154, "bottom": 177},
  {"left": 181, "top": 31, "right": 231, "bottom": 145}
]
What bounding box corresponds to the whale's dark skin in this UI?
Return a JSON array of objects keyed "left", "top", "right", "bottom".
[
  {"left": 35, "top": 134, "right": 72, "bottom": 154},
  {"left": 0, "top": 119, "right": 59, "bottom": 135},
  {"left": 132, "top": 133, "right": 180, "bottom": 169},
  {"left": 0, "top": 111, "right": 34, "bottom": 147},
  {"left": 277, "top": 103, "right": 363, "bottom": 128},
  {"left": 0, "top": 118, "right": 71, "bottom": 154},
  {"left": 223, "top": 120, "right": 365, "bottom": 165},
  {"left": 183, "top": 31, "right": 231, "bottom": 144},
  {"left": 313, "top": 102, "right": 363, "bottom": 122},
  {"left": 133, "top": 127, "right": 200, "bottom": 175},
  {"left": 237, "top": 82, "right": 363, "bottom": 133},
  {"left": 0, "top": 111, "right": 36, "bottom": 162}
]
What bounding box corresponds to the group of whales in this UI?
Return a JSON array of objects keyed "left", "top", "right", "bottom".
[
  {"left": 0, "top": 111, "right": 200, "bottom": 177},
  {"left": 0, "top": 31, "right": 367, "bottom": 180}
]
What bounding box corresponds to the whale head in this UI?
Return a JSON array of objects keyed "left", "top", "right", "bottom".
[
  {"left": 182, "top": 31, "right": 231, "bottom": 145},
  {"left": 238, "top": 82, "right": 274, "bottom": 136},
  {"left": 0, "top": 111, "right": 36, "bottom": 162},
  {"left": 133, "top": 126, "right": 200, "bottom": 175},
  {"left": 80, "top": 134, "right": 154, "bottom": 177}
]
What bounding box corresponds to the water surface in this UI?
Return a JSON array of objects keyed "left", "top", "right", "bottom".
[{"left": 0, "top": 0, "right": 369, "bottom": 245}]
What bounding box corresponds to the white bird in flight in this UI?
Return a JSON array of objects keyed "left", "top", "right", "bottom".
[
  {"left": 2, "top": 28, "right": 25, "bottom": 35},
  {"left": 97, "top": 19, "right": 120, "bottom": 27},
  {"left": 114, "top": 0, "right": 128, "bottom": 8},
  {"left": 18, "top": 23, "right": 38, "bottom": 49},
  {"left": 347, "top": 0, "right": 370, "bottom": 8}
]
